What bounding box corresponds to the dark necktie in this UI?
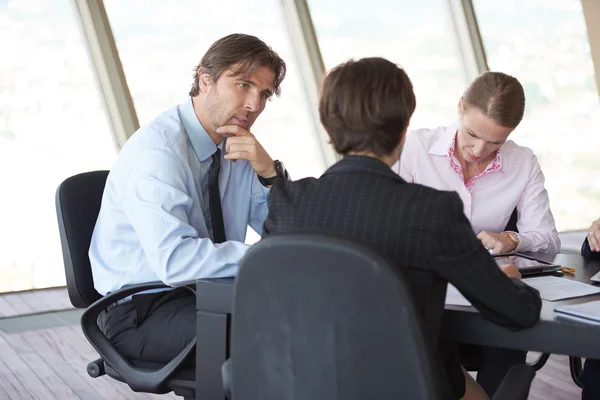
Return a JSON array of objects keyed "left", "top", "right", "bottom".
[{"left": 208, "top": 148, "right": 226, "bottom": 243}]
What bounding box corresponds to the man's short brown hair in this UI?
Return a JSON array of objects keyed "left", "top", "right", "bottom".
[
  {"left": 319, "top": 57, "right": 416, "bottom": 157},
  {"left": 189, "top": 33, "right": 286, "bottom": 97}
]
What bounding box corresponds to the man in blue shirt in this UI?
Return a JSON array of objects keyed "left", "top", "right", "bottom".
[{"left": 89, "top": 33, "right": 288, "bottom": 366}]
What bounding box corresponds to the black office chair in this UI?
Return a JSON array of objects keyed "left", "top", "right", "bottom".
[
  {"left": 55, "top": 170, "right": 196, "bottom": 399},
  {"left": 570, "top": 357, "right": 584, "bottom": 388},
  {"left": 223, "top": 234, "right": 536, "bottom": 400},
  {"left": 504, "top": 207, "right": 519, "bottom": 233}
]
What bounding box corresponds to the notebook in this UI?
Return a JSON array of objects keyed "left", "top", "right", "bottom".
[
  {"left": 522, "top": 276, "right": 600, "bottom": 301},
  {"left": 555, "top": 300, "right": 600, "bottom": 325}
]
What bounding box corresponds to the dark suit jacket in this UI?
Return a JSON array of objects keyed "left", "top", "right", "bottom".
[
  {"left": 582, "top": 238, "right": 600, "bottom": 260},
  {"left": 263, "top": 156, "right": 542, "bottom": 399}
]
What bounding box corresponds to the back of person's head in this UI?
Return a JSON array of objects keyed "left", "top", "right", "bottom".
[
  {"left": 319, "top": 57, "right": 416, "bottom": 157},
  {"left": 460, "top": 71, "right": 525, "bottom": 129},
  {"left": 189, "top": 33, "right": 286, "bottom": 97}
]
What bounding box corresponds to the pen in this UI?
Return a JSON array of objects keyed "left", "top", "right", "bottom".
[{"left": 561, "top": 266, "right": 576, "bottom": 274}]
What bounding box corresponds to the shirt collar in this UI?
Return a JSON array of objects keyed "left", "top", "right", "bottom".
[
  {"left": 429, "top": 120, "right": 460, "bottom": 156},
  {"left": 429, "top": 120, "right": 506, "bottom": 173},
  {"left": 179, "top": 97, "right": 217, "bottom": 162},
  {"left": 324, "top": 155, "right": 406, "bottom": 183}
]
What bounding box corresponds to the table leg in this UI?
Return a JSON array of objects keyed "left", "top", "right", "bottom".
[{"left": 196, "top": 311, "right": 229, "bottom": 400}]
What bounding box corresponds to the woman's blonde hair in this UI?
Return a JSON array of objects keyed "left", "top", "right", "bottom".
[{"left": 461, "top": 71, "right": 525, "bottom": 129}]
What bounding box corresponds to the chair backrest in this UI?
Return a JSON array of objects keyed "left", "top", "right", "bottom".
[
  {"left": 504, "top": 207, "right": 519, "bottom": 233},
  {"left": 230, "top": 233, "right": 443, "bottom": 400},
  {"left": 55, "top": 170, "right": 109, "bottom": 308}
]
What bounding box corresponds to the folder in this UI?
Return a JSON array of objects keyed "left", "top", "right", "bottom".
[{"left": 555, "top": 300, "right": 600, "bottom": 325}]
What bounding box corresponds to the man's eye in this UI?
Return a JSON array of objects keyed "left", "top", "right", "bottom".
[{"left": 239, "top": 83, "right": 249, "bottom": 89}]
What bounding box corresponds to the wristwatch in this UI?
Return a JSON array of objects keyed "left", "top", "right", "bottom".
[
  {"left": 258, "top": 160, "right": 287, "bottom": 187},
  {"left": 503, "top": 231, "right": 521, "bottom": 251}
]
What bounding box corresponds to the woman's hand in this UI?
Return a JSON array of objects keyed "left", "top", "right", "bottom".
[{"left": 477, "top": 231, "right": 518, "bottom": 254}]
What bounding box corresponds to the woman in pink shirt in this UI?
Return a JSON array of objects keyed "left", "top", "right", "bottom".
[
  {"left": 397, "top": 71, "right": 560, "bottom": 254},
  {"left": 398, "top": 71, "right": 559, "bottom": 397}
]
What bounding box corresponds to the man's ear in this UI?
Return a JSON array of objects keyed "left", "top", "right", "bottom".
[
  {"left": 197, "top": 67, "right": 213, "bottom": 93},
  {"left": 457, "top": 97, "right": 464, "bottom": 117}
]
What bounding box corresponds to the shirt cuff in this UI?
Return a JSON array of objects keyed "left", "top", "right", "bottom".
[
  {"left": 513, "top": 232, "right": 532, "bottom": 252},
  {"left": 252, "top": 173, "right": 271, "bottom": 198},
  {"left": 500, "top": 231, "right": 521, "bottom": 252},
  {"left": 582, "top": 238, "right": 593, "bottom": 258},
  {"left": 258, "top": 181, "right": 270, "bottom": 195}
]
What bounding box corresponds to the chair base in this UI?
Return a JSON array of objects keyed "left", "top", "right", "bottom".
[
  {"left": 528, "top": 353, "right": 550, "bottom": 371},
  {"left": 570, "top": 356, "right": 584, "bottom": 388}
]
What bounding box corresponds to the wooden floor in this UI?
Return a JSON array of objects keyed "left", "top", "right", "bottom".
[
  {"left": 0, "top": 324, "right": 178, "bottom": 400},
  {"left": 0, "top": 287, "right": 73, "bottom": 318},
  {"left": 0, "top": 287, "right": 177, "bottom": 399},
  {"left": 0, "top": 289, "right": 584, "bottom": 399},
  {"left": 522, "top": 354, "right": 581, "bottom": 400}
]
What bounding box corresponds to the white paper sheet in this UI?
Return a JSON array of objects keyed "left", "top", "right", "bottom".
[
  {"left": 445, "top": 284, "right": 472, "bottom": 307},
  {"left": 523, "top": 276, "right": 600, "bottom": 301}
]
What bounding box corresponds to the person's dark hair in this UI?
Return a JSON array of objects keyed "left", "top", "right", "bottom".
[
  {"left": 319, "top": 57, "right": 416, "bottom": 157},
  {"left": 189, "top": 33, "right": 286, "bottom": 97},
  {"left": 460, "top": 71, "right": 525, "bottom": 129}
]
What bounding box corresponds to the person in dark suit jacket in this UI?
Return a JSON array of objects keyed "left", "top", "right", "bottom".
[
  {"left": 580, "top": 218, "right": 600, "bottom": 400},
  {"left": 262, "top": 57, "right": 542, "bottom": 400},
  {"left": 582, "top": 218, "right": 600, "bottom": 261}
]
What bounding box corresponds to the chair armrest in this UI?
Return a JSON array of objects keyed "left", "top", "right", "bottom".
[
  {"left": 85, "top": 282, "right": 170, "bottom": 311},
  {"left": 80, "top": 283, "right": 196, "bottom": 393},
  {"left": 492, "top": 364, "right": 535, "bottom": 400}
]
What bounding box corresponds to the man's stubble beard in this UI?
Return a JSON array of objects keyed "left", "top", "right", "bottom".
[
  {"left": 204, "top": 87, "right": 226, "bottom": 131},
  {"left": 205, "top": 86, "right": 256, "bottom": 131}
]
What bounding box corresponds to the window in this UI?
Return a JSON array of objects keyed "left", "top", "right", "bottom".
[
  {"left": 0, "top": 0, "right": 117, "bottom": 292},
  {"left": 307, "top": 0, "right": 468, "bottom": 129},
  {"left": 103, "top": 0, "right": 327, "bottom": 182},
  {"left": 473, "top": 0, "right": 600, "bottom": 231}
]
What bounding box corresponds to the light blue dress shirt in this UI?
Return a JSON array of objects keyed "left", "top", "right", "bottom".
[{"left": 89, "top": 97, "right": 270, "bottom": 295}]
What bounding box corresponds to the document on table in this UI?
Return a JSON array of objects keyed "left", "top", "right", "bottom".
[
  {"left": 523, "top": 276, "right": 600, "bottom": 301},
  {"left": 445, "top": 284, "right": 472, "bottom": 307},
  {"left": 555, "top": 300, "right": 600, "bottom": 325}
]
